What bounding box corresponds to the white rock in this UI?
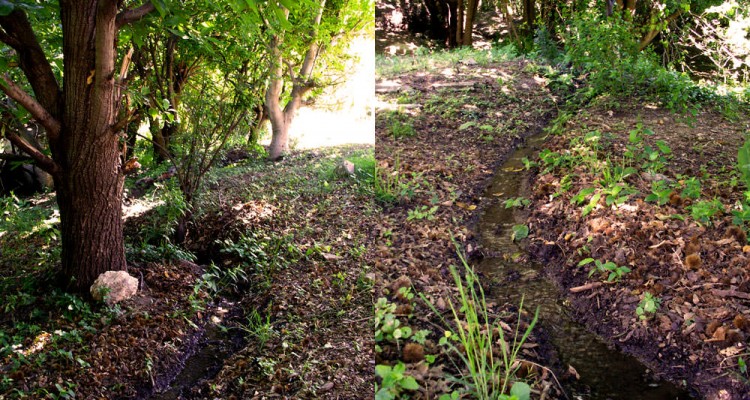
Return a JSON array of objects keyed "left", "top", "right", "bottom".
[{"left": 90, "top": 271, "right": 138, "bottom": 305}]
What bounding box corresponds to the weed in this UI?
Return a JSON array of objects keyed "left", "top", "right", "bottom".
[
  {"left": 238, "top": 310, "right": 275, "bottom": 349},
  {"left": 578, "top": 258, "right": 631, "bottom": 282},
  {"left": 375, "top": 297, "right": 411, "bottom": 351},
  {"left": 645, "top": 180, "right": 672, "bottom": 205},
  {"left": 681, "top": 177, "right": 702, "bottom": 200},
  {"left": 636, "top": 292, "right": 661, "bottom": 320},
  {"left": 407, "top": 205, "right": 438, "bottom": 221},
  {"left": 504, "top": 197, "right": 531, "bottom": 209},
  {"left": 375, "top": 362, "right": 420, "bottom": 400},
  {"left": 426, "top": 245, "right": 539, "bottom": 399},
  {"left": 689, "top": 199, "right": 725, "bottom": 224}
]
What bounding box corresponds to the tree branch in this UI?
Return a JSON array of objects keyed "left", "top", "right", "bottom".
[
  {"left": 2, "top": 128, "right": 59, "bottom": 175},
  {"left": 0, "top": 74, "right": 61, "bottom": 140},
  {"left": 116, "top": 1, "right": 156, "bottom": 29},
  {"left": 0, "top": 27, "right": 20, "bottom": 48},
  {"left": 0, "top": 153, "right": 33, "bottom": 162},
  {"left": 0, "top": 10, "right": 61, "bottom": 116}
]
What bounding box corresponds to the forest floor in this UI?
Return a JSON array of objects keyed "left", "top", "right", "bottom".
[
  {"left": 375, "top": 54, "right": 566, "bottom": 398},
  {"left": 374, "top": 25, "right": 750, "bottom": 397},
  {"left": 526, "top": 98, "right": 750, "bottom": 399},
  {"left": 0, "top": 144, "right": 375, "bottom": 399}
]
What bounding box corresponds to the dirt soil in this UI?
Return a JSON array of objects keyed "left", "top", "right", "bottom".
[
  {"left": 526, "top": 99, "right": 750, "bottom": 399},
  {"left": 375, "top": 59, "right": 564, "bottom": 398}
]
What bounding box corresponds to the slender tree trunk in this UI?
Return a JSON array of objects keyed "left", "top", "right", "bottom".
[
  {"left": 58, "top": 0, "right": 126, "bottom": 290},
  {"left": 456, "top": 0, "right": 464, "bottom": 46},
  {"left": 265, "top": 0, "right": 324, "bottom": 161},
  {"left": 461, "top": 0, "right": 478, "bottom": 47}
]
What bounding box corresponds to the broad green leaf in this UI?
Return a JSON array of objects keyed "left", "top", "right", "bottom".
[
  {"left": 511, "top": 224, "right": 529, "bottom": 241},
  {"left": 510, "top": 382, "right": 531, "bottom": 400},
  {"left": 400, "top": 376, "right": 420, "bottom": 390}
]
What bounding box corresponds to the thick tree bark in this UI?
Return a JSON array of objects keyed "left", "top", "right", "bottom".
[
  {"left": 56, "top": 0, "right": 127, "bottom": 291},
  {"left": 0, "top": 1, "right": 153, "bottom": 292}
]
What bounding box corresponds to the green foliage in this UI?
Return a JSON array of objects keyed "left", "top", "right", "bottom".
[
  {"left": 407, "top": 205, "right": 438, "bottom": 221},
  {"left": 384, "top": 111, "right": 417, "bottom": 139},
  {"left": 738, "top": 139, "right": 750, "bottom": 189},
  {"left": 645, "top": 180, "right": 673, "bottom": 205},
  {"left": 238, "top": 309, "right": 275, "bottom": 349},
  {"left": 376, "top": 44, "right": 517, "bottom": 77},
  {"left": 426, "top": 245, "right": 539, "bottom": 399},
  {"left": 681, "top": 177, "right": 702, "bottom": 199},
  {"left": 374, "top": 297, "right": 411, "bottom": 349},
  {"left": 504, "top": 197, "right": 531, "bottom": 209},
  {"left": 511, "top": 224, "right": 529, "bottom": 241},
  {"left": 689, "top": 198, "right": 724, "bottom": 224},
  {"left": 579, "top": 258, "right": 631, "bottom": 282},
  {"left": 636, "top": 292, "right": 661, "bottom": 320},
  {"left": 375, "top": 362, "right": 420, "bottom": 400}
]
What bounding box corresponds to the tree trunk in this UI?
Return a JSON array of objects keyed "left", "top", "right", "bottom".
[
  {"left": 57, "top": 0, "right": 127, "bottom": 290},
  {"left": 523, "top": 0, "right": 536, "bottom": 34},
  {"left": 456, "top": 0, "right": 464, "bottom": 46},
  {"left": 265, "top": 0, "right": 324, "bottom": 161},
  {"left": 446, "top": 0, "right": 458, "bottom": 48},
  {"left": 267, "top": 112, "right": 290, "bottom": 161},
  {"left": 0, "top": 0, "right": 157, "bottom": 292},
  {"left": 461, "top": 0, "right": 478, "bottom": 47}
]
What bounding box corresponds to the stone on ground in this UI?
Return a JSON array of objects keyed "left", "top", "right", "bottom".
[{"left": 90, "top": 271, "right": 138, "bottom": 305}]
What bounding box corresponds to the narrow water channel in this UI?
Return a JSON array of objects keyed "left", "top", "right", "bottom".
[
  {"left": 147, "top": 301, "right": 242, "bottom": 400},
  {"left": 476, "top": 133, "right": 694, "bottom": 400}
]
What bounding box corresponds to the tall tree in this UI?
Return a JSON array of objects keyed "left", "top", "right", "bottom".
[
  {"left": 263, "top": 0, "right": 373, "bottom": 161},
  {"left": 0, "top": 1, "right": 160, "bottom": 290}
]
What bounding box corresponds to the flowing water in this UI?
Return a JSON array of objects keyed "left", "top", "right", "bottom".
[{"left": 476, "top": 133, "right": 694, "bottom": 400}]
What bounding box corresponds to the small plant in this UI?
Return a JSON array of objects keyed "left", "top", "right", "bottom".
[
  {"left": 238, "top": 310, "right": 275, "bottom": 349},
  {"left": 571, "top": 187, "right": 601, "bottom": 217},
  {"left": 375, "top": 362, "right": 419, "bottom": 400},
  {"left": 578, "top": 258, "right": 631, "bottom": 282},
  {"left": 645, "top": 180, "right": 672, "bottom": 205},
  {"left": 689, "top": 198, "right": 724, "bottom": 224},
  {"left": 425, "top": 244, "right": 539, "bottom": 399},
  {"left": 681, "top": 177, "right": 702, "bottom": 199},
  {"left": 375, "top": 298, "right": 411, "bottom": 351},
  {"left": 636, "top": 292, "right": 661, "bottom": 320},
  {"left": 504, "top": 197, "right": 531, "bottom": 209},
  {"left": 407, "top": 205, "right": 438, "bottom": 221},
  {"left": 511, "top": 224, "right": 529, "bottom": 241},
  {"left": 384, "top": 111, "right": 417, "bottom": 139}
]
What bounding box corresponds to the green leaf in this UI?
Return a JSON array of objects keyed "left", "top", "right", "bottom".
[
  {"left": 0, "top": 0, "right": 14, "bottom": 16},
  {"left": 510, "top": 382, "right": 531, "bottom": 400},
  {"left": 578, "top": 258, "right": 594, "bottom": 266},
  {"left": 458, "top": 121, "right": 477, "bottom": 130},
  {"left": 375, "top": 387, "right": 395, "bottom": 400},
  {"left": 375, "top": 364, "right": 391, "bottom": 378},
  {"left": 400, "top": 376, "right": 420, "bottom": 390},
  {"left": 511, "top": 224, "right": 529, "bottom": 241}
]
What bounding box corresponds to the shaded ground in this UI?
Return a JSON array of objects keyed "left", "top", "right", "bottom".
[
  {"left": 526, "top": 99, "right": 750, "bottom": 399},
  {"left": 375, "top": 57, "right": 564, "bottom": 398},
  {"left": 0, "top": 145, "right": 374, "bottom": 399}
]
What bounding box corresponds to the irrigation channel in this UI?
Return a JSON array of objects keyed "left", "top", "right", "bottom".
[
  {"left": 147, "top": 300, "right": 243, "bottom": 400},
  {"left": 476, "top": 132, "right": 694, "bottom": 399}
]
